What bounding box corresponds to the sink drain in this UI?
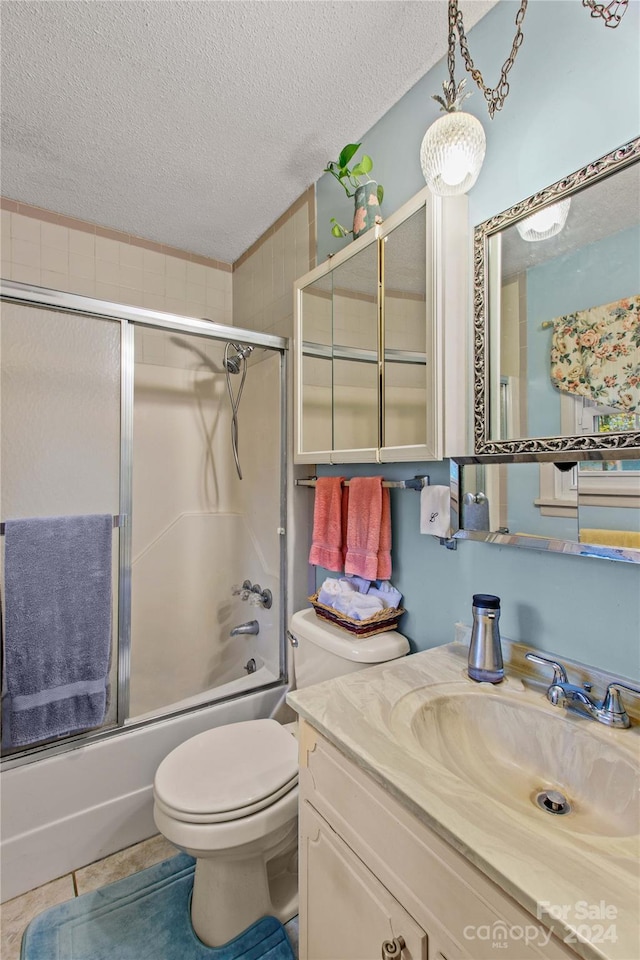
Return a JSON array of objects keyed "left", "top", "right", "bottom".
[{"left": 535, "top": 789, "right": 571, "bottom": 816}]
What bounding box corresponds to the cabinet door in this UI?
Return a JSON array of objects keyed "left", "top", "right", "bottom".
[
  {"left": 300, "top": 801, "right": 428, "bottom": 960},
  {"left": 295, "top": 230, "right": 379, "bottom": 464},
  {"left": 380, "top": 202, "right": 435, "bottom": 461},
  {"left": 297, "top": 272, "right": 334, "bottom": 461},
  {"left": 330, "top": 242, "right": 380, "bottom": 462}
]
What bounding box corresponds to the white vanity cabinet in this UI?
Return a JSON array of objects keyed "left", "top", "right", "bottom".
[
  {"left": 298, "top": 720, "right": 579, "bottom": 960},
  {"left": 301, "top": 802, "right": 428, "bottom": 960},
  {"left": 294, "top": 189, "right": 469, "bottom": 464}
]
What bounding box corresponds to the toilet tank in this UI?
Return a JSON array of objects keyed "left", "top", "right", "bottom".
[{"left": 289, "top": 608, "right": 409, "bottom": 689}]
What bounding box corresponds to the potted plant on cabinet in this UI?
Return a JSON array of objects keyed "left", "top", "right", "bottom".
[{"left": 324, "top": 143, "right": 384, "bottom": 239}]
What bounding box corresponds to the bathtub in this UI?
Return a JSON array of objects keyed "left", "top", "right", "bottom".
[
  {"left": 0, "top": 677, "right": 285, "bottom": 902},
  {"left": 130, "top": 658, "right": 273, "bottom": 722}
]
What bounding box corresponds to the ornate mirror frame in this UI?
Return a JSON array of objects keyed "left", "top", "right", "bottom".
[{"left": 473, "top": 136, "right": 640, "bottom": 457}]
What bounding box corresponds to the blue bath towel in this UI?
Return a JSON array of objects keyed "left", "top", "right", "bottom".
[{"left": 2, "top": 514, "right": 113, "bottom": 748}]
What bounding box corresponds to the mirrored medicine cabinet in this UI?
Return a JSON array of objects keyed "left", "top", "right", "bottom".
[{"left": 294, "top": 187, "right": 469, "bottom": 464}]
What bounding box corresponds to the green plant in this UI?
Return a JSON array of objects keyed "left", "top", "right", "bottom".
[{"left": 324, "top": 143, "right": 384, "bottom": 239}]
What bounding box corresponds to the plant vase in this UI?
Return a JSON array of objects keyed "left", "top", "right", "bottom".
[{"left": 353, "top": 181, "right": 380, "bottom": 239}]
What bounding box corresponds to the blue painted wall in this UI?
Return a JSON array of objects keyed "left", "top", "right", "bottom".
[{"left": 312, "top": 0, "right": 640, "bottom": 681}]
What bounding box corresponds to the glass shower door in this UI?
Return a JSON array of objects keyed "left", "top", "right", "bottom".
[
  {"left": 127, "top": 326, "right": 284, "bottom": 720},
  {"left": 0, "top": 301, "right": 122, "bottom": 752}
]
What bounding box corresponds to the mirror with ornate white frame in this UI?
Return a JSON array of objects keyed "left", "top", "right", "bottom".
[
  {"left": 473, "top": 136, "right": 640, "bottom": 457},
  {"left": 451, "top": 454, "right": 640, "bottom": 563}
]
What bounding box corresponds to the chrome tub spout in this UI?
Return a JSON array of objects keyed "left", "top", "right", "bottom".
[{"left": 230, "top": 620, "right": 259, "bottom": 637}]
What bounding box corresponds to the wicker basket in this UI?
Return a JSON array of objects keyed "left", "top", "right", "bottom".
[{"left": 308, "top": 593, "right": 404, "bottom": 638}]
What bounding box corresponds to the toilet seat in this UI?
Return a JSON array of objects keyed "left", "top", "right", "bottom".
[{"left": 153, "top": 719, "right": 298, "bottom": 824}]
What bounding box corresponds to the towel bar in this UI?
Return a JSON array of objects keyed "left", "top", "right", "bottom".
[
  {"left": 298, "top": 476, "right": 457, "bottom": 550},
  {"left": 0, "top": 514, "right": 126, "bottom": 536},
  {"left": 296, "top": 476, "right": 429, "bottom": 490}
]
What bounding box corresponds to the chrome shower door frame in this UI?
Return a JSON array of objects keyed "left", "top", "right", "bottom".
[{"left": 0, "top": 280, "right": 289, "bottom": 768}]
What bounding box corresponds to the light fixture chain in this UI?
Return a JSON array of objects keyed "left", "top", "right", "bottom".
[
  {"left": 445, "top": 0, "right": 458, "bottom": 104},
  {"left": 452, "top": 0, "right": 528, "bottom": 119},
  {"left": 582, "top": 0, "right": 629, "bottom": 28}
]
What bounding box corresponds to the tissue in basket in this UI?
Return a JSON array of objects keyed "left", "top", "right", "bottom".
[{"left": 308, "top": 593, "right": 404, "bottom": 638}]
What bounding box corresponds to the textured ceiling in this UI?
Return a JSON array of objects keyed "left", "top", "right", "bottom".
[{"left": 1, "top": 0, "right": 496, "bottom": 263}]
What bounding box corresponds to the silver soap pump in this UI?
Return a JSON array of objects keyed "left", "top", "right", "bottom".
[{"left": 467, "top": 594, "right": 504, "bottom": 684}]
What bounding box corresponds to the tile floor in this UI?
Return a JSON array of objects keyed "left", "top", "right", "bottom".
[{"left": 1, "top": 833, "right": 300, "bottom": 960}]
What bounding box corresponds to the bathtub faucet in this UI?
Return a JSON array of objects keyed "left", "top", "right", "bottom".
[
  {"left": 230, "top": 620, "right": 260, "bottom": 637},
  {"left": 232, "top": 580, "right": 273, "bottom": 609}
]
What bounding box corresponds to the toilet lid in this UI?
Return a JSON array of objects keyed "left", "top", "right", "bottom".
[{"left": 154, "top": 719, "right": 298, "bottom": 822}]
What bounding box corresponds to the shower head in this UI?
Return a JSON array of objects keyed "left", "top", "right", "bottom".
[
  {"left": 223, "top": 354, "right": 242, "bottom": 375},
  {"left": 223, "top": 343, "right": 253, "bottom": 375}
]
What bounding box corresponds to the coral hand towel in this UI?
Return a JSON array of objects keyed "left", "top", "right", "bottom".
[
  {"left": 377, "top": 487, "right": 392, "bottom": 579},
  {"left": 309, "top": 477, "right": 345, "bottom": 571},
  {"left": 345, "top": 477, "right": 388, "bottom": 580}
]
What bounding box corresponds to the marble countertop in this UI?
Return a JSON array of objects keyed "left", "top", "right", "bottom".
[{"left": 287, "top": 640, "right": 640, "bottom": 960}]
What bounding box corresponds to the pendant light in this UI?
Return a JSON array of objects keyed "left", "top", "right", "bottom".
[
  {"left": 421, "top": 0, "right": 527, "bottom": 197},
  {"left": 516, "top": 198, "right": 571, "bottom": 242},
  {"left": 420, "top": 79, "right": 486, "bottom": 197},
  {"left": 420, "top": 0, "right": 626, "bottom": 198}
]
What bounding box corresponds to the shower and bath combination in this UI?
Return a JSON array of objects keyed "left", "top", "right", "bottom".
[{"left": 1, "top": 283, "right": 289, "bottom": 903}]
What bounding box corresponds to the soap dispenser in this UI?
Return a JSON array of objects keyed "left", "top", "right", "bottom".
[{"left": 468, "top": 594, "right": 504, "bottom": 683}]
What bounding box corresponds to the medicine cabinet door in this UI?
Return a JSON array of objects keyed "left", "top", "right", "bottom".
[{"left": 381, "top": 198, "right": 436, "bottom": 460}]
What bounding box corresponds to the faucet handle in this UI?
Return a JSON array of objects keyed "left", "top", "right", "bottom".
[
  {"left": 249, "top": 584, "right": 273, "bottom": 609},
  {"left": 232, "top": 580, "right": 253, "bottom": 600},
  {"left": 601, "top": 681, "right": 640, "bottom": 727},
  {"left": 525, "top": 652, "right": 568, "bottom": 684}
]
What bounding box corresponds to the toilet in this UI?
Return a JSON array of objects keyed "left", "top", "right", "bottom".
[{"left": 153, "top": 607, "right": 409, "bottom": 947}]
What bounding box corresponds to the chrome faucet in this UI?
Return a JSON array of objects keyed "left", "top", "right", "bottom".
[
  {"left": 230, "top": 620, "right": 260, "bottom": 637},
  {"left": 231, "top": 580, "right": 272, "bottom": 609},
  {"left": 525, "top": 652, "right": 640, "bottom": 729}
]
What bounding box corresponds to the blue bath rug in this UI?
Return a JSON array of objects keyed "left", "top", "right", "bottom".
[{"left": 21, "top": 853, "right": 296, "bottom": 960}]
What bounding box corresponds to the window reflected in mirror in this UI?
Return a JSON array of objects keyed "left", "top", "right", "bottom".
[{"left": 453, "top": 457, "right": 640, "bottom": 561}]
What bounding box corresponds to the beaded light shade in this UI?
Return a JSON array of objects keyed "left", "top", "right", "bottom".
[
  {"left": 515, "top": 198, "right": 572, "bottom": 242},
  {"left": 421, "top": 1, "right": 622, "bottom": 199},
  {"left": 420, "top": 108, "right": 486, "bottom": 197}
]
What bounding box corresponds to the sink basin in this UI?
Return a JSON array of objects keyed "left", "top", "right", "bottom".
[{"left": 390, "top": 683, "right": 640, "bottom": 838}]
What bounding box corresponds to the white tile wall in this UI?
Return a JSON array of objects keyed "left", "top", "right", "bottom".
[
  {"left": 2, "top": 190, "right": 312, "bottom": 338},
  {"left": 1, "top": 211, "right": 232, "bottom": 325},
  {"left": 233, "top": 192, "right": 313, "bottom": 338}
]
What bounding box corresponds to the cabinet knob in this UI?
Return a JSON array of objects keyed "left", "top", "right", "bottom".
[{"left": 381, "top": 936, "right": 405, "bottom": 959}]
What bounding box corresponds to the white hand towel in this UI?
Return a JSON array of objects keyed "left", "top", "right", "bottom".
[
  {"left": 333, "top": 592, "right": 384, "bottom": 621},
  {"left": 318, "top": 577, "right": 356, "bottom": 607},
  {"left": 420, "top": 485, "right": 451, "bottom": 538},
  {"left": 368, "top": 580, "right": 402, "bottom": 609}
]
